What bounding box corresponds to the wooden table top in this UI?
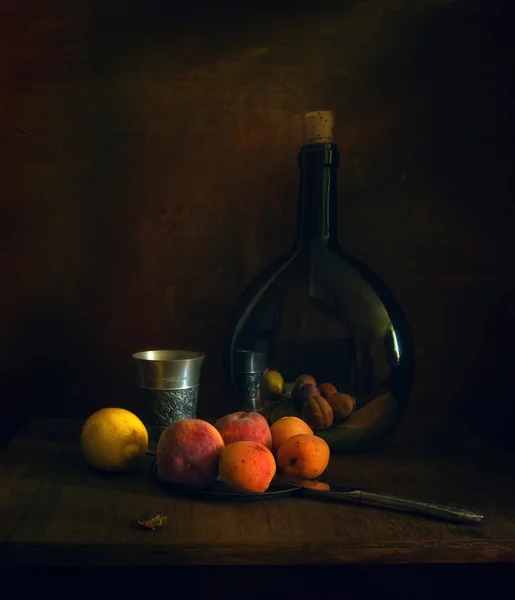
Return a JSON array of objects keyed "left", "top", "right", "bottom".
[{"left": 1, "top": 417, "right": 515, "bottom": 567}]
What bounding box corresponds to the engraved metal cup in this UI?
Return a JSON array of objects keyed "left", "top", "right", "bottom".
[
  {"left": 133, "top": 350, "right": 205, "bottom": 447},
  {"left": 232, "top": 349, "right": 268, "bottom": 412}
]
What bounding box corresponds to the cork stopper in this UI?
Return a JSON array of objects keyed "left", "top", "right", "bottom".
[{"left": 304, "top": 110, "right": 334, "bottom": 144}]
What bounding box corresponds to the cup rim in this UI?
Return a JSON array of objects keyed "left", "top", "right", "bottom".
[{"left": 132, "top": 350, "right": 205, "bottom": 362}]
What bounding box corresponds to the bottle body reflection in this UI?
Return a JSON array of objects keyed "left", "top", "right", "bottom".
[{"left": 223, "top": 113, "right": 414, "bottom": 451}]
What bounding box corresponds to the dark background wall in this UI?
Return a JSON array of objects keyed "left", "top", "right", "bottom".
[{"left": 1, "top": 0, "right": 514, "bottom": 446}]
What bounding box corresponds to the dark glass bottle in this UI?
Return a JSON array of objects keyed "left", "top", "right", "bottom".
[{"left": 222, "top": 111, "right": 415, "bottom": 451}]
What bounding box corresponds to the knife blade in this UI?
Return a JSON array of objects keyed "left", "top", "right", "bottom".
[{"left": 273, "top": 474, "right": 484, "bottom": 525}]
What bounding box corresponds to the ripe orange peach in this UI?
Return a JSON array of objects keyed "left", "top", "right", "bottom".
[
  {"left": 214, "top": 411, "right": 272, "bottom": 450},
  {"left": 156, "top": 419, "right": 225, "bottom": 489},
  {"left": 270, "top": 416, "right": 314, "bottom": 455},
  {"left": 219, "top": 441, "right": 276, "bottom": 493},
  {"left": 276, "top": 433, "right": 330, "bottom": 480}
]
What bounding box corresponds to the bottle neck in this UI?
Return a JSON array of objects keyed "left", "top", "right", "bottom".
[{"left": 295, "top": 143, "right": 339, "bottom": 249}]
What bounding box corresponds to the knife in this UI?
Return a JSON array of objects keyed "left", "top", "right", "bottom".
[{"left": 274, "top": 474, "right": 484, "bottom": 524}]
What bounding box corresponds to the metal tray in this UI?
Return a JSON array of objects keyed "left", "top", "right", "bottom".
[{"left": 152, "top": 462, "right": 300, "bottom": 502}]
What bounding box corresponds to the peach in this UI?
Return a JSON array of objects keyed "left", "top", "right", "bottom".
[
  {"left": 156, "top": 419, "right": 224, "bottom": 489},
  {"left": 276, "top": 433, "right": 330, "bottom": 480},
  {"left": 270, "top": 416, "right": 314, "bottom": 455},
  {"left": 318, "top": 382, "right": 337, "bottom": 399},
  {"left": 219, "top": 441, "right": 276, "bottom": 493},
  {"left": 214, "top": 411, "right": 272, "bottom": 450}
]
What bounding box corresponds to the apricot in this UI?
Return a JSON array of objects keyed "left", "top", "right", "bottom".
[
  {"left": 156, "top": 419, "right": 225, "bottom": 489},
  {"left": 326, "top": 392, "right": 355, "bottom": 422},
  {"left": 219, "top": 441, "right": 276, "bottom": 493},
  {"left": 318, "top": 382, "right": 337, "bottom": 399},
  {"left": 214, "top": 411, "right": 272, "bottom": 450},
  {"left": 301, "top": 395, "right": 334, "bottom": 429},
  {"left": 270, "top": 416, "right": 314, "bottom": 455},
  {"left": 276, "top": 433, "right": 330, "bottom": 480}
]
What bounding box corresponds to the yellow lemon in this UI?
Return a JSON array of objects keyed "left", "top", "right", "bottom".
[
  {"left": 263, "top": 370, "right": 284, "bottom": 398},
  {"left": 80, "top": 408, "right": 148, "bottom": 472}
]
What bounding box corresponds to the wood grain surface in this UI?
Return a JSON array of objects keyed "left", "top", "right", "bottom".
[{"left": 2, "top": 418, "right": 515, "bottom": 567}]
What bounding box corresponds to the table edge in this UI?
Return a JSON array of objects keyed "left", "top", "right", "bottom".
[{"left": 3, "top": 539, "right": 515, "bottom": 567}]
